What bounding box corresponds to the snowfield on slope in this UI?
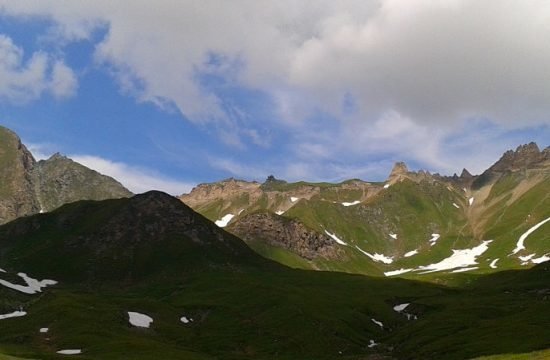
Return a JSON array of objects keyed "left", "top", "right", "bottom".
[
  {"left": 371, "top": 318, "right": 384, "bottom": 328},
  {"left": 417, "top": 241, "right": 492, "bottom": 273},
  {"left": 404, "top": 249, "right": 418, "bottom": 257},
  {"left": 128, "top": 312, "right": 153, "bottom": 328},
  {"left": 355, "top": 246, "right": 393, "bottom": 264},
  {"left": 214, "top": 214, "right": 234, "bottom": 227},
  {"left": 57, "top": 349, "right": 82, "bottom": 355},
  {"left": 341, "top": 200, "right": 361, "bottom": 206},
  {"left": 324, "top": 230, "right": 348, "bottom": 245},
  {"left": 385, "top": 241, "right": 493, "bottom": 275},
  {"left": 428, "top": 233, "right": 440, "bottom": 246},
  {"left": 0, "top": 272, "right": 57, "bottom": 294},
  {"left": 0, "top": 311, "right": 26, "bottom": 320},
  {"left": 511, "top": 217, "right": 550, "bottom": 255}
]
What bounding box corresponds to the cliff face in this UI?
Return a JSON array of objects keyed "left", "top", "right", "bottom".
[
  {"left": 0, "top": 126, "right": 132, "bottom": 225},
  {"left": 0, "top": 127, "right": 40, "bottom": 223},
  {"left": 228, "top": 212, "right": 342, "bottom": 260},
  {"left": 473, "top": 142, "right": 550, "bottom": 189},
  {"left": 32, "top": 153, "right": 132, "bottom": 212}
]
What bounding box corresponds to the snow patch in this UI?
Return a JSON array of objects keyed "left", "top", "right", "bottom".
[
  {"left": 180, "top": 316, "right": 193, "bottom": 324},
  {"left": 214, "top": 214, "right": 234, "bottom": 227},
  {"left": 40, "top": 327, "right": 49, "bottom": 333},
  {"left": 0, "top": 311, "right": 26, "bottom": 320},
  {"left": 451, "top": 266, "right": 478, "bottom": 273},
  {"left": 389, "top": 233, "right": 398, "bottom": 240},
  {"left": 384, "top": 268, "right": 413, "bottom": 276},
  {"left": 468, "top": 197, "right": 474, "bottom": 206},
  {"left": 355, "top": 246, "right": 393, "bottom": 264},
  {"left": 417, "top": 240, "right": 492, "bottom": 273},
  {"left": 0, "top": 272, "right": 57, "bottom": 294},
  {"left": 275, "top": 210, "right": 285, "bottom": 215},
  {"left": 511, "top": 217, "right": 550, "bottom": 255},
  {"left": 532, "top": 255, "right": 550, "bottom": 264},
  {"left": 452, "top": 203, "right": 460, "bottom": 209},
  {"left": 371, "top": 318, "right": 384, "bottom": 328},
  {"left": 368, "top": 339, "right": 378, "bottom": 348},
  {"left": 290, "top": 196, "right": 299, "bottom": 202},
  {"left": 428, "top": 233, "right": 441, "bottom": 246},
  {"left": 404, "top": 249, "right": 418, "bottom": 257},
  {"left": 393, "top": 303, "right": 409, "bottom": 312},
  {"left": 128, "top": 311, "right": 153, "bottom": 328},
  {"left": 56, "top": 349, "right": 82, "bottom": 355},
  {"left": 489, "top": 259, "right": 499, "bottom": 269},
  {"left": 341, "top": 200, "right": 361, "bottom": 207},
  {"left": 519, "top": 254, "right": 535, "bottom": 262},
  {"left": 324, "top": 230, "right": 348, "bottom": 246}
]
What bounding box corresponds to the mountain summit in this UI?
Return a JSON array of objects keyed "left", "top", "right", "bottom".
[{"left": 0, "top": 126, "right": 132, "bottom": 224}]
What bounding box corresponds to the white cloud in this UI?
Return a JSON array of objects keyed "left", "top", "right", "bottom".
[
  {"left": 0, "top": 34, "right": 77, "bottom": 103},
  {"left": 1, "top": 1, "right": 549, "bottom": 178},
  {"left": 50, "top": 60, "right": 78, "bottom": 98},
  {"left": 70, "top": 155, "right": 195, "bottom": 195}
]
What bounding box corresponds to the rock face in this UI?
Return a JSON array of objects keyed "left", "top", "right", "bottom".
[
  {"left": 0, "top": 126, "right": 132, "bottom": 224},
  {"left": 488, "top": 143, "right": 549, "bottom": 172},
  {"left": 473, "top": 142, "right": 550, "bottom": 189},
  {"left": 0, "top": 127, "right": 40, "bottom": 224},
  {"left": 388, "top": 161, "right": 409, "bottom": 180},
  {"left": 228, "top": 212, "right": 341, "bottom": 260},
  {"left": 32, "top": 153, "right": 132, "bottom": 212}
]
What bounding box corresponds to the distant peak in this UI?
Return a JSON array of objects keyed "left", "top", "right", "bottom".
[
  {"left": 516, "top": 142, "right": 540, "bottom": 153},
  {"left": 389, "top": 162, "right": 408, "bottom": 177},
  {"left": 263, "top": 175, "right": 286, "bottom": 185},
  {"left": 48, "top": 152, "right": 68, "bottom": 161},
  {"left": 460, "top": 168, "right": 473, "bottom": 178}
]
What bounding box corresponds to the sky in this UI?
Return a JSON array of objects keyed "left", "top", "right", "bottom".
[{"left": 0, "top": 1, "right": 548, "bottom": 195}]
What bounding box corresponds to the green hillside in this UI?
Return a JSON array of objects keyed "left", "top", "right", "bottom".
[{"left": 0, "top": 193, "right": 548, "bottom": 359}]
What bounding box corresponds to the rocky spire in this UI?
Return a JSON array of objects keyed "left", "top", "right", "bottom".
[{"left": 388, "top": 162, "right": 408, "bottom": 179}]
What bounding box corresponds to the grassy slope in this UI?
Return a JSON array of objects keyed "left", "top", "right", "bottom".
[
  {"left": 0, "top": 196, "right": 548, "bottom": 359},
  {"left": 0, "top": 265, "right": 548, "bottom": 360}
]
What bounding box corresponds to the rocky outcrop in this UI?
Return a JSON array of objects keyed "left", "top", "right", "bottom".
[
  {"left": 32, "top": 153, "right": 132, "bottom": 212},
  {"left": 0, "top": 127, "right": 40, "bottom": 224},
  {"left": 228, "top": 212, "right": 342, "bottom": 260},
  {"left": 0, "top": 126, "right": 132, "bottom": 225},
  {"left": 473, "top": 142, "right": 549, "bottom": 189}
]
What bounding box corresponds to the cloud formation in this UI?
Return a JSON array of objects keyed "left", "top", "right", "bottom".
[
  {"left": 0, "top": 34, "right": 77, "bottom": 103},
  {"left": 2, "top": 1, "right": 549, "bottom": 178}
]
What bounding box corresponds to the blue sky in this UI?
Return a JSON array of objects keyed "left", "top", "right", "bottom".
[{"left": 0, "top": 1, "right": 548, "bottom": 194}]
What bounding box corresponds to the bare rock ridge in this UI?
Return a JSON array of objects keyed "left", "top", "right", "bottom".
[
  {"left": 0, "top": 126, "right": 132, "bottom": 225},
  {"left": 228, "top": 212, "right": 341, "bottom": 260},
  {"left": 389, "top": 161, "right": 409, "bottom": 178},
  {"left": 473, "top": 142, "right": 550, "bottom": 189}
]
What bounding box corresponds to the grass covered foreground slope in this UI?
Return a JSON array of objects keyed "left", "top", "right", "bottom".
[
  {"left": 182, "top": 143, "right": 550, "bottom": 278},
  {"left": 0, "top": 192, "right": 548, "bottom": 359}
]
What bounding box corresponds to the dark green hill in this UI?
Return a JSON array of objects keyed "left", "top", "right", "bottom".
[{"left": 0, "top": 191, "right": 264, "bottom": 284}]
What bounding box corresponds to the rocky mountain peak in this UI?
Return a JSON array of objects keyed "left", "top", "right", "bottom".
[
  {"left": 460, "top": 168, "right": 473, "bottom": 178},
  {"left": 489, "top": 142, "right": 546, "bottom": 173},
  {"left": 387, "top": 162, "right": 409, "bottom": 182}
]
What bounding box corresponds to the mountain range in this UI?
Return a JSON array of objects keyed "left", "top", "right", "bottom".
[
  {"left": 0, "top": 126, "right": 548, "bottom": 359},
  {"left": 180, "top": 142, "right": 550, "bottom": 279}
]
